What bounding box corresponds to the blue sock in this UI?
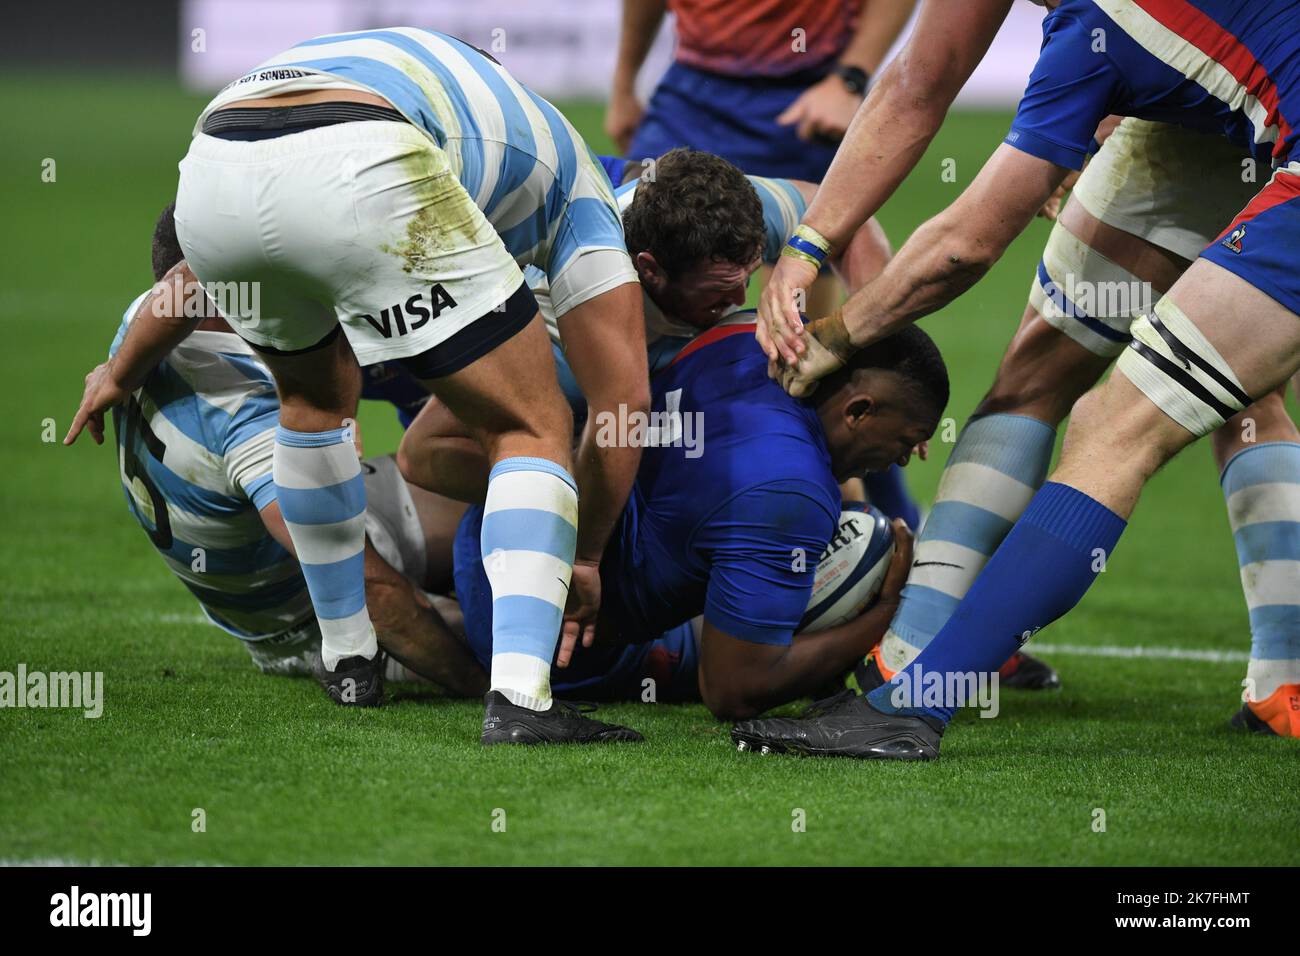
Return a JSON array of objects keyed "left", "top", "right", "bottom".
[
  {"left": 870, "top": 482, "right": 1126, "bottom": 721},
  {"left": 863, "top": 464, "right": 921, "bottom": 529}
]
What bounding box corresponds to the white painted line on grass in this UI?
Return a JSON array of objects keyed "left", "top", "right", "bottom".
[
  {"left": 1032, "top": 642, "right": 1249, "bottom": 663},
  {"left": 0, "top": 858, "right": 122, "bottom": 867},
  {"left": 1, "top": 858, "right": 220, "bottom": 867}
]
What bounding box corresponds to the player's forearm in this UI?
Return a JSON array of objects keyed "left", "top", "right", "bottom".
[
  {"left": 573, "top": 421, "right": 644, "bottom": 562},
  {"left": 839, "top": 0, "right": 918, "bottom": 74},
  {"left": 725, "top": 601, "right": 900, "bottom": 718},
  {"left": 364, "top": 546, "right": 488, "bottom": 697},
  {"left": 399, "top": 435, "right": 488, "bottom": 503},
  {"left": 613, "top": 0, "right": 667, "bottom": 94},
  {"left": 801, "top": 0, "right": 1010, "bottom": 250},
  {"left": 840, "top": 213, "right": 1002, "bottom": 347},
  {"left": 110, "top": 268, "right": 203, "bottom": 390},
  {"left": 396, "top": 403, "right": 489, "bottom": 503},
  {"left": 839, "top": 148, "right": 1064, "bottom": 347},
  {"left": 800, "top": 73, "right": 948, "bottom": 250},
  {"left": 557, "top": 282, "right": 649, "bottom": 562},
  {"left": 830, "top": 216, "right": 892, "bottom": 294}
]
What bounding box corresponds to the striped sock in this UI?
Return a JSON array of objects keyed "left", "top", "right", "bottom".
[
  {"left": 878, "top": 414, "right": 1056, "bottom": 674},
  {"left": 481, "top": 457, "right": 579, "bottom": 711},
  {"left": 1220, "top": 441, "right": 1300, "bottom": 700},
  {"left": 273, "top": 425, "right": 375, "bottom": 671}
]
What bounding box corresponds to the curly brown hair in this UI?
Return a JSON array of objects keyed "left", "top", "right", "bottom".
[{"left": 621, "top": 148, "right": 766, "bottom": 278}]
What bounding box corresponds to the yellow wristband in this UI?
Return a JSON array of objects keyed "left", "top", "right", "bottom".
[{"left": 780, "top": 244, "right": 824, "bottom": 269}]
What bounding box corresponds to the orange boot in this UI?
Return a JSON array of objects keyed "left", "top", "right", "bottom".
[{"left": 1231, "top": 683, "right": 1300, "bottom": 737}]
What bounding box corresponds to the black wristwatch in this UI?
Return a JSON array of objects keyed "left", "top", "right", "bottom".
[{"left": 834, "top": 64, "right": 870, "bottom": 96}]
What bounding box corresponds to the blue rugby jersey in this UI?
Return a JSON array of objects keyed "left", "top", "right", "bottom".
[
  {"left": 111, "top": 293, "right": 311, "bottom": 638},
  {"left": 598, "top": 320, "right": 840, "bottom": 646},
  {"left": 1007, "top": 0, "right": 1300, "bottom": 170},
  {"left": 195, "top": 27, "right": 634, "bottom": 319}
]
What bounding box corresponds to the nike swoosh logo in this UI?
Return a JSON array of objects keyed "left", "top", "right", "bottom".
[{"left": 912, "top": 561, "right": 963, "bottom": 569}]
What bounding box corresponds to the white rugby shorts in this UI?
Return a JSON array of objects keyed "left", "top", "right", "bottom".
[
  {"left": 1032, "top": 118, "right": 1259, "bottom": 357},
  {"left": 175, "top": 121, "right": 525, "bottom": 366}
]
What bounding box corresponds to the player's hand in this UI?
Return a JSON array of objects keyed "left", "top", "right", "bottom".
[
  {"left": 557, "top": 559, "right": 601, "bottom": 668},
  {"left": 757, "top": 254, "right": 820, "bottom": 365},
  {"left": 877, "top": 520, "right": 914, "bottom": 608},
  {"left": 775, "top": 310, "right": 855, "bottom": 398},
  {"left": 1093, "top": 114, "right": 1123, "bottom": 148},
  {"left": 64, "top": 361, "right": 129, "bottom": 446},
  {"left": 604, "top": 89, "right": 644, "bottom": 156},
  {"left": 775, "top": 74, "right": 861, "bottom": 142}
]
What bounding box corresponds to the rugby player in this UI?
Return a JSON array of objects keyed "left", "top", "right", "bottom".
[
  {"left": 607, "top": 0, "right": 917, "bottom": 177},
  {"left": 66, "top": 28, "right": 649, "bottom": 745},
  {"left": 606, "top": 0, "right": 925, "bottom": 529},
  {"left": 740, "top": 0, "right": 1300, "bottom": 757},
  {"left": 398, "top": 148, "right": 895, "bottom": 509},
  {"left": 111, "top": 207, "right": 487, "bottom": 702},
  {"left": 454, "top": 317, "right": 944, "bottom": 725},
  {"left": 118, "top": 211, "right": 926, "bottom": 719},
  {"left": 760, "top": 0, "right": 1298, "bottom": 724}
]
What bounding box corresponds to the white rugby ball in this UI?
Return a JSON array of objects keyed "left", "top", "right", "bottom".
[{"left": 799, "top": 504, "right": 895, "bottom": 632}]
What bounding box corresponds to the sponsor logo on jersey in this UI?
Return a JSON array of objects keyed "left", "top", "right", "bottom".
[
  {"left": 1222, "top": 224, "right": 1247, "bottom": 254},
  {"left": 359, "top": 284, "right": 458, "bottom": 338}
]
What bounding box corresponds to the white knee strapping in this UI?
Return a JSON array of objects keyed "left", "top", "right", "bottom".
[{"left": 1117, "top": 298, "right": 1252, "bottom": 437}]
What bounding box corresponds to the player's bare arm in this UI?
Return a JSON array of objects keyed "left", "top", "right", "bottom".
[
  {"left": 397, "top": 398, "right": 490, "bottom": 503},
  {"left": 361, "top": 545, "right": 488, "bottom": 698},
  {"left": 697, "top": 522, "right": 912, "bottom": 720},
  {"left": 776, "top": 0, "right": 918, "bottom": 143},
  {"left": 785, "top": 177, "right": 893, "bottom": 292},
  {"left": 758, "top": 0, "right": 1014, "bottom": 365},
  {"left": 555, "top": 281, "right": 650, "bottom": 656},
  {"left": 65, "top": 260, "right": 202, "bottom": 445},
  {"left": 257, "top": 497, "right": 488, "bottom": 697},
  {"left": 605, "top": 0, "right": 667, "bottom": 153},
  {"left": 779, "top": 146, "right": 1067, "bottom": 397}
]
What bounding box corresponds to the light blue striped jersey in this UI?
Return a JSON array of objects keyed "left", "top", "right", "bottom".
[
  {"left": 195, "top": 27, "right": 633, "bottom": 315},
  {"left": 111, "top": 293, "right": 311, "bottom": 638}
]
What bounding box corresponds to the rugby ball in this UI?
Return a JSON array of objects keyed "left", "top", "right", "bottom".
[{"left": 798, "top": 504, "right": 895, "bottom": 632}]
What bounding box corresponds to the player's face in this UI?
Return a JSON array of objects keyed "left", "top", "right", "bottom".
[
  {"left": 827, "top": 377, "right": 938, "bottom": 479},
  {"left": 649, "top": 256, "right": 762, "bottom": 330},
  {"left": 844, "top": 412, "right": 933, "bottom": 476}
]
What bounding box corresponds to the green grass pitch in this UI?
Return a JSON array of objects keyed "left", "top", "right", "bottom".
[{"left": 1, "top": 74, "right": 1296, "bottom": 866}]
